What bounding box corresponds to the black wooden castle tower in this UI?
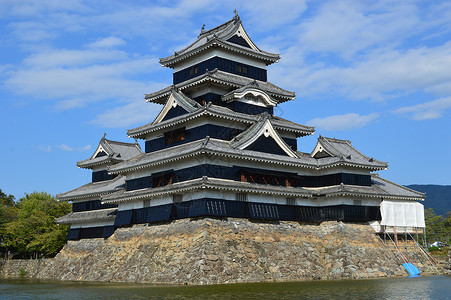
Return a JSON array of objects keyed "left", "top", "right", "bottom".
[{"left": 57, "top": 13, "right": 424, "bottom": 240}]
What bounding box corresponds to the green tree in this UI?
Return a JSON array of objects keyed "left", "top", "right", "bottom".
[
  {"left": 0, "top": 189, "right": 15, "bottom": 207},
  {"left": 0, "top": 189, "right": 17, "bottom": 257},
  {"left": 3, "top": 192, "right": 71, "bottom": 258},
  {"left": 443, "top": 212, "right": 451, "bottom": 245},
  {"left": 424, "top": 208, "right": 451, "bottom": 246}
]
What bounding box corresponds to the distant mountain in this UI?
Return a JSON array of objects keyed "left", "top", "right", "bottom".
[{"left": 406, "top": 185, "right": 451, "bottom": 217}]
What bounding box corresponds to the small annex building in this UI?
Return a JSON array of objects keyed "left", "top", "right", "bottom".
[{"left": 56, "top": 13, "right": 425, "bottom": 241}]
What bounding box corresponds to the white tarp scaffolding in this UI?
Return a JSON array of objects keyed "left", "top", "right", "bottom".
[{"left": 380, "top": 200, "right": 425, "bottom": 228}]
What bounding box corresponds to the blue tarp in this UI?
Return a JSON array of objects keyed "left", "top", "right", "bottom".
[{"left": 402, "top": 263, "right": 421, "bottom": 277}]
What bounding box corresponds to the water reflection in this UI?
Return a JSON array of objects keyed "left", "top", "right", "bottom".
[{"left": 1, "top": 276, "right": 450, "bottom": 300}]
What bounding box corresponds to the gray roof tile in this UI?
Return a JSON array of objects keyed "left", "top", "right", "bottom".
[
  {"left": 77, "top": 137, "right": 142, "bottom": 169},
  {"left": 144, "top": 69, "right": 295, "bottom": 104},
  {"left": 160, "top": 16, "right": 279, "bottom": 67},
  {"left": 109, "top": 137, "right": 386, "bottom": 175},
  {"left": 102, "top": 175, "right": 423, "bottom": 204},
  {"left": 128, "top": 102, "right": 314, "bottom": 138},
  {"left": 55, "top": 208, "right": 117, "bottom": 224},
  {"left": 311, "top": 174, "right": 424, "bottom": 200},
  {"left": 56, "top": 175, "right": 126, "bottom": 201},
  {"left": 311, "top": 136, "right": 387, "bottom": 169}
]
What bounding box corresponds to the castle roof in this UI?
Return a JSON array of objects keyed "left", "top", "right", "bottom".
[
  {"left": 102, "top": 174, "right": 423, "bottom": 204},
  {"left": 56, "top": 175, "right": 125, "bottom": 201},
  {"left": 55, "top": 208, "right": 117, "bottom": 224},
  {"left": 128, "top": 102, "right": 314, "bottom": 138},
  {"left": 151, "top": 88, "right": 201, "bottom": 124},
  {"left": 221, "top": 80, "right": 278, "bottom": 106},
  {"left": 160, "top": 14, "right": 280, "bottom": 68},
  {"left": 77, "top": 136, "right": 142, "bottom": 169},
  {"left": 145, "top": 69, "right": 295, "bottom": 104},
  {"left": 311, "top": 174, "right": 424, "bottom": 201},
  {"left": 108, "top": 137, "right": 386, "bottom": 175},
  {"left": 102, "top": 177, "right": 313, "bottom": 204},
  {"left": 230, "top": 113, "right": 298, "bottom": 158},
  {"left": 311, "top": 136, "right": 387, "bottom": 168}
]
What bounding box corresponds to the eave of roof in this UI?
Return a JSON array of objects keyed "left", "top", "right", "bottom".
[
  {"left": 76, "top": 137, "right": 142, "bottom": 169},
  {"left": 310, "top": 175, "right": 424, "bottom": 201},
  {"left": 127, "top": 103, "right": 314, "bottom": 139},
  {"left": 77, "top": 155, "right": 122, "bottom": 169},
  {"left": 313, "top": 136, "right": 388, "bottom": 168},
  {"left": 144, "top": 69, "right": 295, "bottom": 104},
  {"left": 102, "top": 177, "right": 313, "bottom": 204},
  {"left": 159, "top": 16, "right": 280, "bottom": 68},
  {"left": 102, "top": 175, "right": 423, "bottom": 204},
  {"left": 108, "top": 138, "right": 387, "bottom": 175},
  {"left": 56, "top": 175, "right": 125, "bottom": 201},
  {"left": 55, "top": 208, "right": 117, "bottom": 224}
]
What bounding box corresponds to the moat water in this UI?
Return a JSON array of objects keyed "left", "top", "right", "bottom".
[{"left": 1, "top": 275, "right": 450, "bottom": 299}]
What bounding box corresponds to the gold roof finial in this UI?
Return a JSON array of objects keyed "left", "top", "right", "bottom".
[{"left": 201, "top": 24, "right": 205, "bottom": 32}]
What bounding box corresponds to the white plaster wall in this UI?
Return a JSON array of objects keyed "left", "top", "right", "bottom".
[
  {"left": 72, "top": 196, "right": 100, "bottom": 203},
  {"left": 92, "top": 165, "right": 108, "bottom": 172},
  {"left": 70, "top": 220, "right": 114, "bottom": 229},
  {"left": 188, "top": 86, "right": 229, "bottom": 99},
  {"left": 143, "top": 117, "right": 248, "bottom": 142}
]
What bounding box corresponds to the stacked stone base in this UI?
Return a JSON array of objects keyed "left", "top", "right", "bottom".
[{"left": 0, "top": 218, "right": 411, "bottom": 284}]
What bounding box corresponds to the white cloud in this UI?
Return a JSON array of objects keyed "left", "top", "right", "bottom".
[
  {"left": 56, "top": 144, "right": 91, "bottom": 151},
  {"left": 297, "top": 1, "right": 420, "bottom": 59},
  {"left": 273, "top": 40, "right": 451, "bottom": 101},
  {"left": 392, "top": 97, "right": 451, "bottom": 120},
  {"left": 307, "top": 113, "right": 379, "bottom": 131},
  {"left": 37, "top": 145, "right": 52, "bottom": 152},
  {"left": 91, "top": 100, "right": 161, "bottom": 128},
  {"left": 238, "top": 0, "right": 308, "bottom": 30},
  {"left": 4, "top": 46, "right": 160, "bottom": 109},
  {"left": 23, "top": 48, "right": 128, "bottom": 68},
  {"left": 87, "top": 37, "right": 126, "bottom": 48}
]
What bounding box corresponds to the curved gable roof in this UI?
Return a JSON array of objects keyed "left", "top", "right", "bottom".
[
  {"left": 311, "top": 136, "right": 387, "bottom": 169},
  {"left": 230, "top": 113, "right": 298, "bottom": 158},
  {"left": 160, "top": 14, "right": 280, "bottom": 68},
  {"left": 77, "top": 136, "right": 142, "bottom": 169}
]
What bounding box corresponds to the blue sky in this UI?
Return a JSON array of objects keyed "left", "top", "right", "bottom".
[{"left": 1, "top": 0, "right": 451, "bottom": 199}]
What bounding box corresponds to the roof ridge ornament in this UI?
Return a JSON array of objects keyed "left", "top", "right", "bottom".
[
  {"left": 202, "top": 136, "right": 211, "bottom": 147},
  {"left": 201, "top": 24, "right": 205, "bottom": 33},
  {"left": 102, "top": 132, "right": 107, "bottom": 139},
  {"left": 233, "top": 9, "right": 240, "bottom": 20}
]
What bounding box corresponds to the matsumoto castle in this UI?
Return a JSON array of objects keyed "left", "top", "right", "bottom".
[{"left": 57, "top": 13, "right": 425, "bottom": 240}]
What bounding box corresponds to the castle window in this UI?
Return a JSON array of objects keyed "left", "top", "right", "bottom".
[
  {"left": 152, "top": 173, "right": 173, "bottom": 188},
  {"left": 286, "top": 197, "right": 296, "bottom": 206},
  {"left": 242, "top": 66, "right": 248, "bottom": 74},
  {"left": 173, "top": 194, "right": 183, "bottom": 203},
  {"left": 285, "top": 178, "right": 295, "bottom": 187},
  {"left": 143, "top": 199, "right": 151, "bottom": 207},
  {"left": 236, "top": 193, "right": 248, "bottom": 202},
  {"left": 240, "top": 174, "right": 247, "bottom": 182},
  {"left": 353, "top": 200, "right": 362, "bottom": 206},
  {"left": 236, "top": 64, "right": 242, "bottom": 72},
  {"left": 165, "top": 128, "right": 186, "bottom": 145}
]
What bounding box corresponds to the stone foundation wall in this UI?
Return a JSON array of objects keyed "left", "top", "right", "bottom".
[{"left": 0, "top": 218, "right": 426, "bottom": 284}]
